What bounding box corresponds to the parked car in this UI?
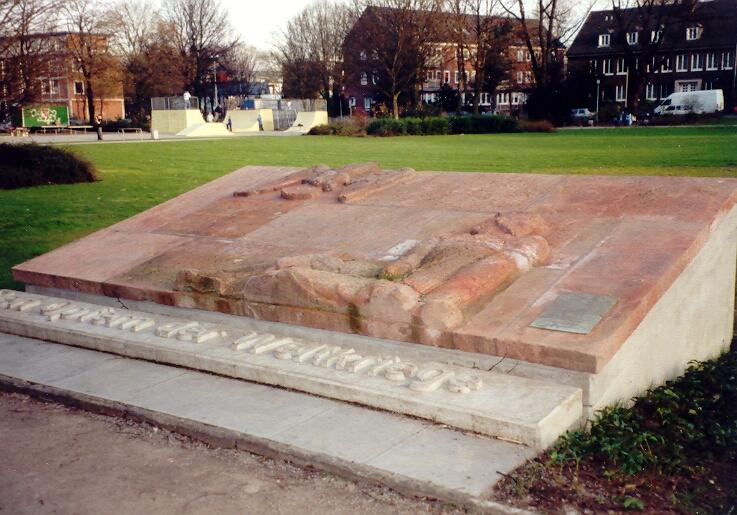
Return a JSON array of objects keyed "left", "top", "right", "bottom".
[
  {"left": 569, "top": 108, "right": 595, "bottom": 125},
  {"left": 653, "top": 90, "right": 724, "bottom": 116}
]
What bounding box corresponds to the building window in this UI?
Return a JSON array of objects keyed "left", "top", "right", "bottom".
[
  {"left": 627, "top": 32, "right": 638, "bottom": 45},
  {"left": 516, "top": 71, "right": 524, "bottom": 83},
  {"left": 454, "top": 71, "right": 459, "bottom": 84},
  {"left": 660, "top": 57, "right": 671, "bottom": 72},
  {"left": 359, "top": 51, "right": 367, "bottom": 61},
  {"left": 646, "top": 83, "right": 656, "bottom": 100},
  {"left": 348, "top": 97, "right": 356, "bottom": 107},
  {"left": 598, "top": 34, "right": 610, "bottom": 47},
  {"left": 363, "top": 96, "right": 371, "bottom": 110},
  {"left": 660, "top": 83, "right": 671, "bottom": 99},
  {"left": 516, "top": 49, "right": 524, "bottom": 62},
  {"left": 616, "top": 84, "right": 626, "bottom": 102},
  {"left": 616, "top": 58, "right": 627, "bottom": 75},
  {"left": 371, "top": 50, "right": 378, "bottom": 60},
  {"left": 703, "top": 81, "right": 714, "bottom": 90},
  {"left": 480, "top": 92, "right": 490, "bottom": 105},
  {"left": 443, "top": 70, "right": 450, "bottom": 84},
  {"left": 723, "top": 52, "right": 734, "bottom": 70},
  {"left": 676, "top": 54, "right": 688, "bottom": 72},
  {"left": 74, "top": 81, "right": 84, "bottom": 94},
  {"left": 706, "top": 53, "right": 718, "bottom": 70},
  {"left": 372, "top": 71, "right": 378, "bottom": 85},
  {"left": 651, "top": 30, "right": 662, "bottom": 43},
  {"left": 686, "top": 27, "right": 702, "bottom": 41},
  {"left": 602, "top": 58, "right": 613, "bottom": 75},
  {"left": 691, "top": 54, "right": 703, "bottom": 71},
  {"left": 497, "top": 92, "right": 509, "bottom": 105},
  {"left": 360, "top": 72, "right": 367, "bottom": 85}
]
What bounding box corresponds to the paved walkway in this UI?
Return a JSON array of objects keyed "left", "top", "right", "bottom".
[
  {"left": 0, "top": 392, "right": 450, "bottom": 515},
  {"left": 0, "top": 333, "right": 533, "bottom": 513},
  {"left": 0, "top": 130, "right": 300, "bottom": 145}
]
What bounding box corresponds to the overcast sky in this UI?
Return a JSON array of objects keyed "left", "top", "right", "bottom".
[
  {"left": 226, "top": 0, "right": 606, "bottom": 51},
  {"left": 223, "top": 0, "right": 319, "bottom": 50}
]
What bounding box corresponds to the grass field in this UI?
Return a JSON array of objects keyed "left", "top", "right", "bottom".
[{"left": 1, "top": 125, "right": 736, "bottom": 289}]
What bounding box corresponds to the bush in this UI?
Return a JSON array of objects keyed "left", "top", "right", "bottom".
[
  {"left": 448, "top": 115, "right": 520, "bottom": 134},
  {"left": 550, "top": 350, "right": 737, "bottom": 475},
  {"left": 307, "top": 118, "right": 367, "bottom": 137},
  {"left": 519, "top": 119, "right": 556, "bottom": 133},
  {"left": 0, "top": 143, "right": 98, "bottom": 189},
  {"left": 307, "top": 124, "right": 332, "bottom": 136}
]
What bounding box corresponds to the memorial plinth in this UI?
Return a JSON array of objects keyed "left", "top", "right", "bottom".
[{"left": 11, "top": 163, "right": 737, "bottom": 422}]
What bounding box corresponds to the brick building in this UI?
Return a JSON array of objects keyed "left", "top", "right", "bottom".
[
  {"left": 343, "top": 7, "right": 545, "bottom": 115},
  {"left": 567, "top": 0, "right": 737, "bottom": 112},
  {"left": 0, "top": 32, "right": 124, "bottom": 124}
]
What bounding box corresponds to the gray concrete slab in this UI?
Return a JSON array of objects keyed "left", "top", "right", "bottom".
[
  {"left": 53, "top": 357, "right": 187, "bottom": 402},
  {"left": 0, "top": 335, "right": 119, "bottom": 384},
  {"left": 367, "top": 426, "right": 536, "bottom": 497},
  {"left": 0, "top": 332, "right": 534, "bottom": 512}
]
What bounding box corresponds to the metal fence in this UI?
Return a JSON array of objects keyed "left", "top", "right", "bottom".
[{"left": 151, "top": 96, "right": 201, "bottom": 111}]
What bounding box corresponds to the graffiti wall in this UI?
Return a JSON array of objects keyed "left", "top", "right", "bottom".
[{"left": 22, "top": 105, "right": 70, "bottom": 128}]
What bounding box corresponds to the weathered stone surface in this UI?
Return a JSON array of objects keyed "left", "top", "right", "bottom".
[{"left": 12, "top": 165, "right": 737, "bottom": 374}]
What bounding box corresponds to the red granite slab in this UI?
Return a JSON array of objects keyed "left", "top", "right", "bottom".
[{"left": 13, "top": 165, "right": 737, "bottom": 373}]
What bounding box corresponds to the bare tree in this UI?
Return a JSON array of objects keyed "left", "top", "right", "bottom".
[
  {"left": 274, "top": 0, "right": 357, "bottom": 109},
  {"left": 107, "top": 0, "right": 159, "bottom": 57},
  {"left": 0, "top": 0, "right": 60, "bottom": 111},
  {"left": 501, "top": 0, "right": 588, "bottom": 93},
  {"left": 221, "top": 42, "right": 257, "bottom": 95},
  {"left": 610, "top": 0, "right": 682, "bottom": 110},
  {"left": 444, "top": 0, "right": 514, "bottom": 114},
  {"left": 164, "top": 0, "right": 238, "bottom": 101},
  {"left": 63, "top": 0, "right": 122, "bottom": 122},
  {"left": 345, "top": 0, "right": 443, "bottom": 118}
]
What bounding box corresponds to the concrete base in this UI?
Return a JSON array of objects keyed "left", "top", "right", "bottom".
[
  {"left": 0, "top": 289, "right": 582, "bottom": 449},
  {"left": 0, "top": 333, "right": 534, "bottom": 512}
]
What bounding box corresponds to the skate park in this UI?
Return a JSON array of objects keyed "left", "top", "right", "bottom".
[{"left": 150, "top": 96, "right": 327, "bottom": 138}]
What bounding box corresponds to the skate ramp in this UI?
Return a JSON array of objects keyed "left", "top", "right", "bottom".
[
  {"left": 176, "top": 122, "right": 234, "bottom": 138},
  {"left": 151, "top": 109, "right": 207, "bottom": 134},
  {"left": 286, "top": 111, "right": 328, "bottom": 134},
  {"left": 227, "top": 109, "right": 274, "bottom": 132}
]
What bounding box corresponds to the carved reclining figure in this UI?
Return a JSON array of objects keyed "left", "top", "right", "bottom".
[{"left": 175, "top": 164, "right": 551, "bottom": 344}]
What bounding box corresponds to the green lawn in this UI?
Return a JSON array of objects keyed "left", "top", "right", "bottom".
[{"left": 1, "top": 125, "right": 736, "bottom": 289}]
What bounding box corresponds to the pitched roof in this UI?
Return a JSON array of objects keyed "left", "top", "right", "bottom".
[{"left": 568, "top": 0, "right": 737, "bottom": 57}]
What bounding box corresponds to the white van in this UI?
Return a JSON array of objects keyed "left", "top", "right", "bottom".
[{"left": 654, "top": 90, "right": 724, "bottom": 115}]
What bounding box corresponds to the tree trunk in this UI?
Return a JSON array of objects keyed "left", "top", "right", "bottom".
[
  {"left": 392, "top": 93, "right": 400, "bottom": 119},
  {"left": 85, "top": 78, "right": 95, "bottom": 123}
]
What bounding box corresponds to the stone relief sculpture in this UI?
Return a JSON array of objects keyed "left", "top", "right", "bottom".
[{"left": 175, "top": 163, "right": 552, "bottom": 344}]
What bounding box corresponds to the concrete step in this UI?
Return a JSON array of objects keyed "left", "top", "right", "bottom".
[
  {"left": 0, "top": 289, "right": 582, "bottom": 449},
  {"left": 0, "top": 333, "right": 535, "bottom": 512}
]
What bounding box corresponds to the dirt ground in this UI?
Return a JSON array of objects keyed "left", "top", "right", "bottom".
[{"left": 0, "top": 392, "right": 458, "bottom": 515}]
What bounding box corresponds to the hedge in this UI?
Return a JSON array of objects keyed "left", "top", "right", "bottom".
[
  {"left": 0, "top": 143, "right": 98, "bottom": 189},
  {"left": 365, "top": 115, "right": 519, "bottom": 136}
]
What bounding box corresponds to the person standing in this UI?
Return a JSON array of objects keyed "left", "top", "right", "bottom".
[
  {"left": 257, "top": 112, "right": 263, "bottom": 131},
  {"left": 183, "top": 90, "right": 191, "bottom": 109},
  {"left": 95, "top": 114, "right": 103, "bottom": 141}
]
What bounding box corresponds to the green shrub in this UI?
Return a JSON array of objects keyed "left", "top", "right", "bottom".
[
  {"left": 448, "top": 115, "right": 520, "bottom": 134},
  {"left": 307, "top": 124, "right": 332, "bottom": 136},
  {"left": 519, "top": 119, "right": 556, "bottom": 133},
  {"left": 550, "top": 350, "right": 737, "bottom": 475},
  {"left": 0, "top": 143, "right": 98, "bottom": 189}
]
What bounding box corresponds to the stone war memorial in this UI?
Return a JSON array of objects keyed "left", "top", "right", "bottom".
[{"left": 5, "top": 162, "right": 737, "bottom": 451}]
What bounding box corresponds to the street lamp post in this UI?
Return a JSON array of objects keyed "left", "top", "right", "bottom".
[{"left": 595, "top": 78, "right": 601, "bottom": 123}]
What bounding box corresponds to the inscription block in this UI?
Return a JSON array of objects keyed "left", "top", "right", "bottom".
[{"left": 530, "top": 292, "right": 616, "bottom": 335}]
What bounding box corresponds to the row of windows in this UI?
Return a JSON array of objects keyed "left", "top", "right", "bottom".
[
  {"left": 598, "top": 26, "right": 702, "bottom": 47},
  {"left": 351, "top": 91, "right": 527, "bottom": 109},
  {"left": 594, "top": 51, "right": 733, "bottom": 75},
  {"left": 610, "top": 79, "right": 719, "bottom": 103}
]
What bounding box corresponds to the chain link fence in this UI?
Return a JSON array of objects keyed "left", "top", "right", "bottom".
[{"left": 151, "top": 96, "right": 201, "bottom": 111}]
